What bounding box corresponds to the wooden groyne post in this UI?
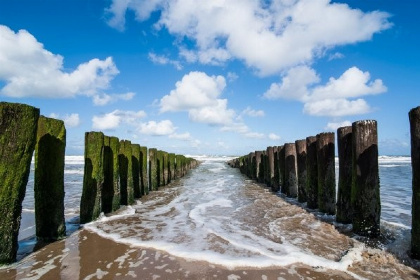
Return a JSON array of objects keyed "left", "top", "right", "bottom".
[
  {"left": 295, "top": 139, "right": 307, "bottom": 203},
  {"left": 409, "top": 107, "right": 420, "bottom": 257},
  {"left": 103, "top": 136, "right": 120, "bottom": 213},
  {"left": 267, "top": 146, "right": 275, "bottom": 191},
  {"left": 140, "top": 146, "right": 148, "bottom": 195},
  {"left": 352, "top": 120, "right": 380, "bottom": 237},
  {"left": 255, "top": 151, "right": 262, "bottom": 183},
  {"left": 337, "top": 126, "right": 353, "bottom": 223},
  {"left": 80, "top": 132, "right": 104, "bottom": 224},
  {"left": 34, "top": 116, "right": 66, "bottom": 241},
  {"left": 149, "top": 148, "right": 158, "bottom": 191},
  {"left": 119, "top": 140, "right": 134, "bottom": 205},
  {"left": 272, "top": 147, "right": 280, "bottom": 192},
  {"left": 278, "top": 146, "right": 285, "bottom": 193},
  {"left": 306, "top": 136, "right": 318, "bottom": 209},
  {"left": 317, "top": 132, "right": 336, "bottom": 215},
  {"left": 284, "top": 143, "right": 298, "bottom": 197},
  {"left": 0, "top": 102, "right": 39, "bottom": 264},
  {"left": 132, "top": 144, "right": 141, "bottom": 199}
]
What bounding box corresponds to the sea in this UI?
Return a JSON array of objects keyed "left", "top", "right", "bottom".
[{"left": 14, "top": 155, "right": 417, "bottom": 277}]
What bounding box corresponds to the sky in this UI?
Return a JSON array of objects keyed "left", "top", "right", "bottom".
[{"left": 0, "top": 0, "right": 419, "bottom": 156}]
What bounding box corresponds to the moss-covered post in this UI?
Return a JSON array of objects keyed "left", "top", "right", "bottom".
[
  {"left": 272, "top": 146, "right": 280, "bottom": 192},
  {"left": 295, "top": 140, "right": 307, "bottom": 203},
  {"left": 163, "top": 152, "right": 169, "bottom": 186},
  {"left": 410, "top": 107, "right": 420, "bottom": 258},
  {"left": 102, "top": 136, "right": 113, "bottom": 214},
  {"left": 254, "top": 151, "right": 262, "bottom": 183},
  {"left": 0, "top": 102, "right": 39, "bottom": 264},
  {"left": 284, "top": 143, "right": 298, "bottom": 198},
  {"left": 168, "top": 153, "right": 176, "bottom": 183},
  {"left": 132, "top": 144, "right": 141, "bottom": 199},
  {"left": 317, "top": 132, "right": 336, "bottom": 215},
  {"left": 279, "top": 146, "right": 286, "bottom": 194},
  {"left": 119, "top": 140, "right": 133, "bottom": 205},
  {"left": 140, "top": 146, "right": 148, "bottom": 196},
  {"left": 149, "top": 148, "right": 158, "bottom": 191},
  {"left": 266, "top": 147, "right": 275, "bottom": 190},
  {"left": 352, "top": 120, "right": 380, "bottom": 237},
  {"left": 109, "top": 137, "right": 120, "bottom": 212},
  {"left": 306, "top": 136, "right": 318, "bottom": 209},
  {"left": 336, "top": 126, "right": 353, "bottom": 223},
  {"left": 80, "top": 132, "right": 104, "bottom": 224},
  {"left": 34, "top": 116, "right": 66, "bottom": 241}
]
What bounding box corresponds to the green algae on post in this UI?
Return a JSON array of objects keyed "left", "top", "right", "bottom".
[
  {"left": 131, "top": 144, "right": 141, "bottom": 199},
  {"left": 35, "top": 116, "right": 66, "bottom": 241},
  {"left": 80, "top": 131, "right": 104, "bottom": 224},
  {"left": 0, "top": 102, "right": 39, "bottom": 264},
  {"left": 306, "top": 136, "right": 318, "bottom": 209},
  {"left": 168, "top": 153, "right": 176, "bottom": 183},
  {"left": 295, "top": 140, "right": 307, "bottom": 203},
  {"left": 119, "top": 140, "right": 134, "bottom": 205},
  {"left": 102, "top": 136, "right": 120, "bottom": 213},
  {"left": 140, "top": 146, "right": 148, "bottom": 195},
  {"left": 149, "top": 148, "right": 158, "bottom": 191}
]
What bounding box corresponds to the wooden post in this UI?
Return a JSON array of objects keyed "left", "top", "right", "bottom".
[
  {"left": 255, "top": 151, "right": 262, "bottom": 182},
  {"left": 140, "top": 146, "right": 148, "bottom": 196},
  {"left": 352, "top": 120, "right": 380, "bottom": 237},
  {"left": 149, "top": 148, "right": 158, "bottom": 191},
  {"left": 267, "top": 146, "right": 275, "bottom": 190},
  {"left": 410, "top": 107, "right": 420, "bottom": 258},
  {"left": 248, "top": 152, "right": 255, "bottom": 179},
  {"left": 284, "top": 143, "right": 298, "bottom": 197},
  {"left": 35, "top": 116, "right": 66, "bottom": 241},
  {"left": 279, "top": 146, "right": 286, "bottom": 194},
  {"left": 168, "top": 153, "right": 176, "bottom": 184},
  {"left": 119, "top": 140, "right": 133, "bottom": 205},
  {"left": 295, "top": 139, "right": 307, "bottom": 203},
  {"left": 0, "top": 102, "right": 39, "bottom": 264},
  {"left": 272, "top": 146, "right": 280, "bottom": 192},
  {"left": 337, "top": 126, "right": 353, "bottom": 223},
  {"left": 131, "top": 144, "right": 141, "bottom": 199},
  {"left": 317, "top": 132, "right": 336, "bottom": 215},
  {"left": 80, "top": 132, "right": 104, "bottom": 223},
  {"left": 306, "top": 136, "right": 318, "bottom": 209}
]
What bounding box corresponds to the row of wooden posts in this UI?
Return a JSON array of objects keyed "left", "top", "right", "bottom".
[
  {"left": 80, "top": 131, "right": 199, "bottom": 224},
  {"left": 228, "top": 120, "right": 380, "bottom": 238},
  {"left": 0, "top": 102, "right": 198, "bottom": 264}
]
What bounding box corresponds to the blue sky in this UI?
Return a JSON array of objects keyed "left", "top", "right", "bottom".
[{"left": 0, "top": 0, "right": 418, "bottom": 156}]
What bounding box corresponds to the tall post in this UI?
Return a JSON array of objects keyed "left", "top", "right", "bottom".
[
  {"left": 80, "top": 132, "right": 104, "bottom": 223},
  {"left": 284, "top": 143, "right": 298, "bottom": 197},
  {"left": 109, "top": 137, "right": 120, "bottom": 212},
  {"left": 272, "top": 146, "right": 280, "bottom": 192},
  {"left": 306, "top": 136, "right": 318, "bottom": 209},
  {"left": 140, "top": 146, "right": 148, "bottom": 195},
  {"left": 410, "top": 107, "right": 420, "bottom": 258},
  {"left": 337, "top": 126, "right": 353, "bottom": 223},
  {"left": 149, "top": 148, "right": 158, "bottom": 191},
  {"left": 267, "top": 147, "right": 275, "bottom": 190},
  {"left": 119, "top": 140, "right": 133, "bottom": 205},
  {"left": 279, "top": 146, "right": 285, "bottom": 193},
  {"left": 255, "top": 151, "right": 262, "bottom": 183},
  {"left": 317, "top": 132, "right": 336, "bottom": 215},
  {"left": 163, "top": 152, "right": 169, "bottom": 186},
  {"left": 352, "top": 120, "right": 380, "bottom": 237},
  {"left": 35, "top": 116, "right": 66, "bottom": 240},
  {"left": 0, "top": 102, "right": 39, "bottom": 264},
  {"left": 295, "top": 139, "right": 307, "bottom": 203},
  {"left": 132, "top": 144, "right": 141, "bottom": 199}
]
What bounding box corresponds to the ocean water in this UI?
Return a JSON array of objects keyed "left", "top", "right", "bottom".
[{"left": 17, "top": 155, "right": 415, "bottom": 273}]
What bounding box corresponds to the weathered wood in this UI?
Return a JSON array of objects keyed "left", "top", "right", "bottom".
[
  {"left": 295, "top": 140, "right": 307, "bottom": 203},
  {"left": 278, "top": 146, "right": 285, "bottom": 193},
  {"left": 255, "top": 151, "right": 263, "bottom": 183},
  {"left": 317, "top": 132, "right": 336, "bottom": 215},
  {"left": 284, "top": 143, "right": 298, "bottom": 198},
  {"left": 80, "top": 132, "right": 104, "bottom": 223},
  {"left": 119, "top": 140, "right": 133, "bottom": 205},
  {"left": 140, "top": 146, "right": 148, "bottom": 195},
  {"left": 352, "top": 120, "right": 380, "bottom": 237},
  {"left": 0, "top": 102, "right": 39, "bottom": 264},
  {"left": 272, "top": 146, "right": 280, "bottom": 192},
  {"left": 131, "top": 144, "right": 141, "bottom": 199},
  {"left": 337, "top": 126, "right": 353, "bottom": 223},
  {"left": 410, "top": 107, "right": 420, "bottom": 258},
  {"left": 149, "top": 148, "right": 158, "bottom": 191},
  {"left": 103, "top": 136, "right": 120, "bottom": 213},
  {"left": 267, "top": 146, "right": 275, "bottom": 190},
  {"left": 168, "top": 153, "right": 176, "bottom": 184},
  {"left": 35, "top": 116, "right": 66, "bottom": 241},
  {"left": 306, "top": 136, "right": 318, "bottom": 209}
]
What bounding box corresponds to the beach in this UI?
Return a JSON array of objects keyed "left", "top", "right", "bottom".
[{"left": 1, "top": 157, "right": 419, "bottom": 279}]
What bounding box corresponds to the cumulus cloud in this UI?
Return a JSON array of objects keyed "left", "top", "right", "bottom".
[
  {"left": 264, "top": 66, "right": 386, "bottom": 117},
  {"left": 0, "top": 25, "right": 121, "bottom": 102},
  {"left": 49, "top": 113, "right": 81, "bottom": 128},
  {"left": 169, "top": 132, "right": 191, "bottom": 140},
  {"left": 93, "top": 92, "right": 135, "bottom": 106},
  {"left": 106, "top": 0, "right": 391, "bottom": 75},
  {"left": 325, "top": 120, "right": 352, "bottom": 131},
  {"left": 139, "top": 120, "right": 176, "bottom": 135},
  {"left": 241, "top": 107, "right": 265, "bottom": 118},
  {"left": 148, "top": 52, "right": 182, "bottom": 70},
  {"left": 269, "top": 133, "right": 281, "bottom": 141},
  {"left": 92, "top": 109, "right": 146, "bottom": 130}
]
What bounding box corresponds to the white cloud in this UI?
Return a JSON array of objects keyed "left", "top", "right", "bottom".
[
  {"left": 49, "top": 113, "right": 81, "bottom": 128},
  {"left": 169, "top": 132, "right": 191, "bottom": 140},
  {"left": 106, "top": 0, "right": 391, "bottom": 75},
  {"left": 269, "top": 133, "right": 281, "bottom": 141},
  {"left": 227, "top": 72, "right": 238, "bottom": 82},
  {"left": 325, "top": 120, "right": 352, "bottom": 131},
  {"left": 148, "top": 52, "right": 182, "bottom": 70},
  {"left": 189, "top": 99, "right": 235, "bottom": 125},
  {"left": 139, "top": 120, "right": 176, "bottom": 136},
  {"left": 242, "top": 107, "right": 265, "bottom": 117},
  {"left": 92, "top": 109, "right": 146, "bottom": 130},
  {"left": 93, "top": 92, "right": 135, "bottom": 106},
  {"left": 244, "top": 132, "right": 265, "bottom": 139},
  {"left": 264, "top": 66, "right": 386, "bottom": 117},
  {"left": 328, "top": 52, "right": 345, "bottom": 61},
  {"left": 0, "top": 25, "right": 120, "bottom": 102}
]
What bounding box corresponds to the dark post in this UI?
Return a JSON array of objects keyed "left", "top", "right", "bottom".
[
  {"left": 255, "top": 151, "right": 262, "bottom": 182},
  {"left": 119, "top": 140, "right": 133, "bottom": 205},
  {"left": 279, "top": 146, "right": 286, "bottom": 194},
  {"left": 337, "top": 126, "right": 353, "bottom": 223},
  {"left": 306, "top": 136, "right": 318, "bottom": 209},
  {"left": 35, "top": 116, "right": 66, "bottom": 241},
  {"left": 168, "top": 153, "right": 176, "bottom": 183},
  {"left": 149, "top": 148, "right": 158, "bottom": 191},
  {"left": 0, "top": 102, "right": 39, "bottom": 264},
  {"left": 132, "top": 144, "right": 141, "bottom": 199},
  {"left": 352, "top": 120, "right": 380, "bottom": 237},
  {"left": 284, "top": 143, "right": 298, "bottom": 197},
  {"left": 410, "top": 107, "right": 420, "bottom": 257},
  {"left": 108, "top": 136, "right": 120, "bottom": 212},
  {"left": 267, "top": 147, "right": 275, "bottom": 190},
  {"left": 80, "top": 132, "right": 104, "bottom": 223},
  {"left": 140, "top": 146, "right": 148, "bottom": 195},
  {"left": 272, "top": 146, "right": 280, "bottom": 192},
  {"left": 317, "top": 132, "right": 336, "bottom": 215},
  {"left": 295, "top": 139, "right": 307, "bottom": 203},
  {"left": 163, "top": 152, "right": 169, "bottom": 185}
]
